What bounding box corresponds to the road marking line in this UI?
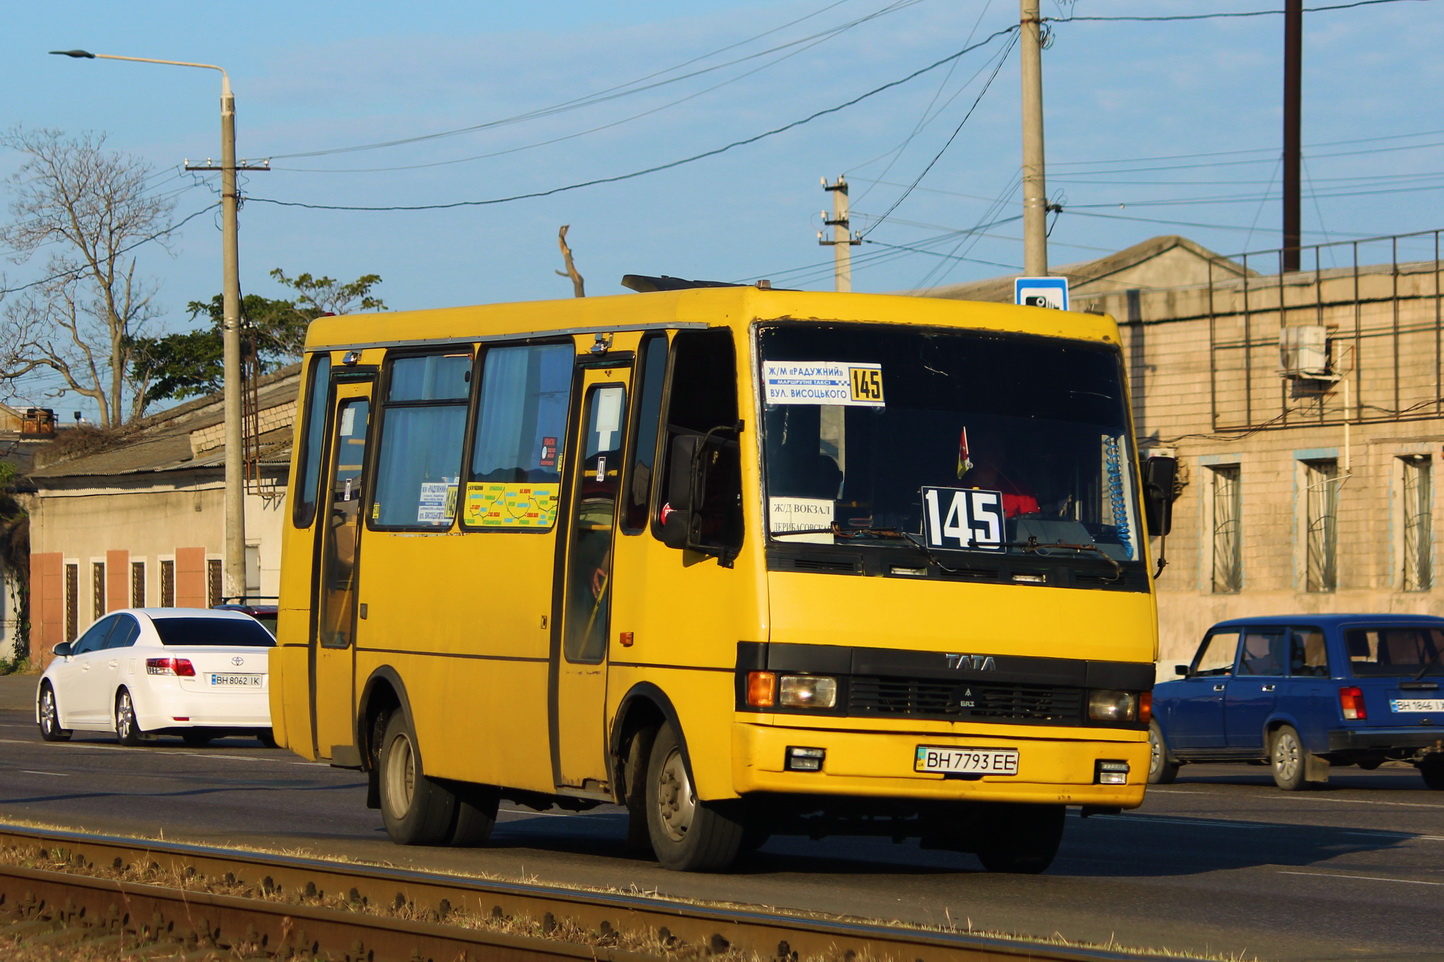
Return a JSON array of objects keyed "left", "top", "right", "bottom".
[
  {"left": 1279, "top": 870, "right": 1444, "bottom": 886},
  {"left": 18, "top": 771, "right": 69, "bottom": 777},
  {"left": 1149, "top": 787, "right": 1442, "bottom": 809}
]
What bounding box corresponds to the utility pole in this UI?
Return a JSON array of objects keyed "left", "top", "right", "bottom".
[
  {"left": 1020, "top": 0, "right": 1049, "bottom": 276},
  {"left": 1282, "top": 0, "right": 1302, "bottom": 272},
  {"left": 819, "top": 176, "right": 861, "bottom": 292}
]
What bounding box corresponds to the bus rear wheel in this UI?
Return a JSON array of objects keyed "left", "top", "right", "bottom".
[
  {"left": 378, "top": 710, "right": 456, "bottom": 845},
  {"left": 644, "top": 723, "right": 744, "bottom": 871},
  {"left": 974, "top": 803, "right": 1066, "bottom": 874}
]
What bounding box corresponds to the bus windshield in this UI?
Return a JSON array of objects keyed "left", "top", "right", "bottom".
[{"left": 759, "top": 322, "right": 1142, "bottom": 562}]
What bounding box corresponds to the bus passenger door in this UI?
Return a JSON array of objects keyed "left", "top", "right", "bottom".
[
  {"left": 553, "top": 364, "right": 630, "bottom": 792},
  {"left": 311, "top": 381, "right": 373, "bottom": 762}
]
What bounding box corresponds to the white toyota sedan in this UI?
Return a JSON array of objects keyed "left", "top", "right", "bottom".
[{"left": 36, "top": 607, "right": 275, "bottom": 747}]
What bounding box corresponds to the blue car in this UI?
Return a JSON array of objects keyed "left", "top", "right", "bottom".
[{"left": 1149, "top": 614, "right": 1444, "bottom": 790}]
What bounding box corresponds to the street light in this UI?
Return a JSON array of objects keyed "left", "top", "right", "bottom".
[{"left": 51, "top": 49, "right": 247, "bottom": 602}]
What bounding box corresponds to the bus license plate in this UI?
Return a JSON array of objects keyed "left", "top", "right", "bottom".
[
  {"left": 915, "top": 746, "right": 1019, "bottom": 775},
  {"left": 209, "top": 673, "right": 262, "bottom": 687}
]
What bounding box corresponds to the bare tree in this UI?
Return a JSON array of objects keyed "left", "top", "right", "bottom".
[
  {"left": 555, "top": 225, "right": 585, "bottom": 298},
  {"left": 0, "top": 127, "right": 176, "bottom": 427}
]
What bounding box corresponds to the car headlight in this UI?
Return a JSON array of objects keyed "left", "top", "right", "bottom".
[{"left": 1088, "top": 689, "right": 1139, "bottom": 722}]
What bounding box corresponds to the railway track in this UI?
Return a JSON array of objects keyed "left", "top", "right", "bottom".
[{"left": 0, "top": 824, "right": 1150, "bottom": 961}]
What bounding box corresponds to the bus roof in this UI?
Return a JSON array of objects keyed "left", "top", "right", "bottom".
[{"left": 302, "top": 287, "right": 1121, "bottom": 353}]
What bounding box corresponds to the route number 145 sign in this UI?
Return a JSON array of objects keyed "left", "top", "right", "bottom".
[{"left": 921, "top": 486, "right": 1005, "bottom": 552}]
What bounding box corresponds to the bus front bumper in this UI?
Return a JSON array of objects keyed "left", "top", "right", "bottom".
[{"left": 731, "top": 720, "right": 1149, "bottom": 808}]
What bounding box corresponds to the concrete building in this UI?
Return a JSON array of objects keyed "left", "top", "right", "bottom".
[
  {"left": 24, "top": 368, "right": 299, "bottom": 666},
  {"left": 936, "top": 230, "right": 1444, "bottom": 668}
]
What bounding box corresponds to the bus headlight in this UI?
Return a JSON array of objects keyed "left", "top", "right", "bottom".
[
  {"left": 1088, "top": 689, "right": 1139, "bottom": 722},
  {"left": 746, "top": 672, "right": 838, "bottom": 709},
  {"left": 780, "top": 675, "right": 838, "bottom": 709}
]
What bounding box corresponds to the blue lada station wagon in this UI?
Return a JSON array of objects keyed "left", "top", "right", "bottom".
[{"left": 1149, "top": 614, "right": 1444, "bottom": 790}]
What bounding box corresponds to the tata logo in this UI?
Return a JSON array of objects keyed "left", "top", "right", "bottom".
[{"left": 945, "top": 653, "right": 996, "bottom": 671}]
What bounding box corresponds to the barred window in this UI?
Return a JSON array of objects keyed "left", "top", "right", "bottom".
[
  {"left": 1304, "top": 459, "right": 1338, "bottom": 593},
  {"left": 160, "top": 560, "right": 175, "bottom": 607},
  {"left": 131, "top": 561, "right": 146, "bottom": 607},
  {"left": 65, "top": 564, "right": 78, "bottom": 642},
  {"left": 1209, "top": 464, "right": 1242, "bottom": 593},
  {"left": 1401, "top": 455, "right": 1432, "bottom": 591},
  {"left": 92, "top": 562, "right": 106, "bottom": 619}
]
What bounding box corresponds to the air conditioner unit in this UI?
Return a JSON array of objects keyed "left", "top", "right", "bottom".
[{"left": 1279, "top": 325, "right": 1331, "bottom": 379}]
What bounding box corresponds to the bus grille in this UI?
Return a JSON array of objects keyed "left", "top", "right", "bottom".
[{"left": 847, "top": 677, "right": 1084, "bottom": 724}]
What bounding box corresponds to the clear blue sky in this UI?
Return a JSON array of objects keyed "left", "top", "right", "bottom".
[{"left": 3, "top": 1, "right": 1443, "bottom": 415}]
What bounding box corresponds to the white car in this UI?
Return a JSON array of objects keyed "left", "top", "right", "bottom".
[{"left": 36, "top": 607, "right": 275, "bottom": 747}]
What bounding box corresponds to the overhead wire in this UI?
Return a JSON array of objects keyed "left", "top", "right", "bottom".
[{"left": 249, "top": 26, "right": 1022, "bottom": 213}]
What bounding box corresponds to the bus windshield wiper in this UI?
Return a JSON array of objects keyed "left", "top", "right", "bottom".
[{"left": 1020, "top": 536, "right": 1125, "bottom": 581}]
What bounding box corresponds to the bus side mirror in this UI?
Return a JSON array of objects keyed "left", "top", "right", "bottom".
[
  {"left": 659, "top": 434, "right": 702, "bottom": 550},
  {"left": 1142, "top": 455, "right": 1177, "bottom": 537}
]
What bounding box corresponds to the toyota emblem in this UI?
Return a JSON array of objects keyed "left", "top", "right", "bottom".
[{"left": 231, "top": 656, "right": 245, "bottom": 666}]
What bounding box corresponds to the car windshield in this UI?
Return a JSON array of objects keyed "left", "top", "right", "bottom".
[
  {"left": 1345, "top": 627, "right": 1444, "bottom": 676},
  {"left": 153, "top": 617, "right": 276, "bottom": 648},
  {"left": 757, "top": 322, "right": 1141, "bottom": 562}
]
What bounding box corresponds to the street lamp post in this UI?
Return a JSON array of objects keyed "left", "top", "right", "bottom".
[{"left": 51, "top": 49, "right": 247, "bottom": 602}]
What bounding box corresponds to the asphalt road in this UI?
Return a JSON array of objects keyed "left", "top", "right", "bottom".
[{"left": 0, "top": 701, "right": 1440, "bottom": 962}]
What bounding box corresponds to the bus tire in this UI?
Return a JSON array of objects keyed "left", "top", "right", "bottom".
[
  {"left": 378, "top": 710, "right": 456, "bottom": 845},
  {"left": 644, "top": 722, "right": 744, "bottom": 871},
  {"left": 622, "top": 727, "right": 657, "bottom": 854},
  {"left": 975, "top": 803, "right": 1065, "bottom": 874},
  {"left": 446, "top": 781, "right": 500, "bottom": 847}
]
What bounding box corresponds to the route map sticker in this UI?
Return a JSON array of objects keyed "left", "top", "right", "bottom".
[
  {"left": 464, "top": 482, "right": 560, "bottom": 528},
  {"left": 764, "top": 361, "right": 885, "bottom": 407}
]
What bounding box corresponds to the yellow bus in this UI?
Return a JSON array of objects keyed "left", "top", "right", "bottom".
[{"left": 271, "top": 280, "right": 1175, "bottom": 873}]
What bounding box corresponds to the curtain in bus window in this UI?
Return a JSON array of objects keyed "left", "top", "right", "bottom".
[
  {"left": 371, "top": 354, "right": 470, "bottom": 528},
  {"left": 467, "top": 343, "right": 572, "bottom": 529},
  {"left": 372, "top": 406, "right": 467, "bottom": 526}
]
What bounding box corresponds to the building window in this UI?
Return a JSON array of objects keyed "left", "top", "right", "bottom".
[
  {"left": 65, "top": 563, "right": 78, "bottom": 641},
  {"left": 1209, "top": 464, "right": 1242, "bottom": 593},
  {"left": 160, "top": 560, "right": 175, "bottom": 606},
  {"left": 131, "top": 562, "right": 146, "bottom": 608},
  {"left": 207, "top": 559, "right": 223, "bottom": 608},
  {"left": 92, "top": 562, "right": 105, "bottom": 619},
  {"left": 1401, "top": 455, "right": 1432, "bottom": 591},
  {"left": 1303, "top": 459, "right": 1338, "bottom": 592}
]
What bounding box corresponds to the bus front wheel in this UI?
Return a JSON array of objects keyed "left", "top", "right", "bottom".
[
  {"left": 378, "top": 710, "right": 456, "bottom": 845},
  {"left": 974, "top": 803, "right": 1065, "bottom": 874},
  {"left": 644, "top": 723, "right": 744, "bottom": 871}
]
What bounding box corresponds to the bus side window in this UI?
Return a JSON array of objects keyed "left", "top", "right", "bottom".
[
  {"left": 623, "top": 332, "right": 668, "bottom": 533},
  {"left": 654, "top": 329, "right": 743, "bottom": 556},
  {"left": 292, "top": 353, "right": 333, "bottom": 528}
]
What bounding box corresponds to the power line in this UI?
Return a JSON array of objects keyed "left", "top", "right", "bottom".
[
  {"left": 249, "top": 27, "right": 1021, "bottom": 213},
  {"left": 267, "top": 0, "right": 925, "bottom": 163}
]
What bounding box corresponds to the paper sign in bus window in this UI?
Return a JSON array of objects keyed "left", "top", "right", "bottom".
[
  {"left": 764, "top": 361, "right": 885, "bottom": 407},
  {"left": 417, "top": 480, "right": 458, "bottom": 525},
  {"left": 921, "top": 485, "right": 1005, "bottom": 552},
  {"left": 768, "top": 497, "right": 835, "bottom": 543}
]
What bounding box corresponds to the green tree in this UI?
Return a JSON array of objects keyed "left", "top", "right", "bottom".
[{"left": 130, "top": 270, "right": 385, "bottom": 408}]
